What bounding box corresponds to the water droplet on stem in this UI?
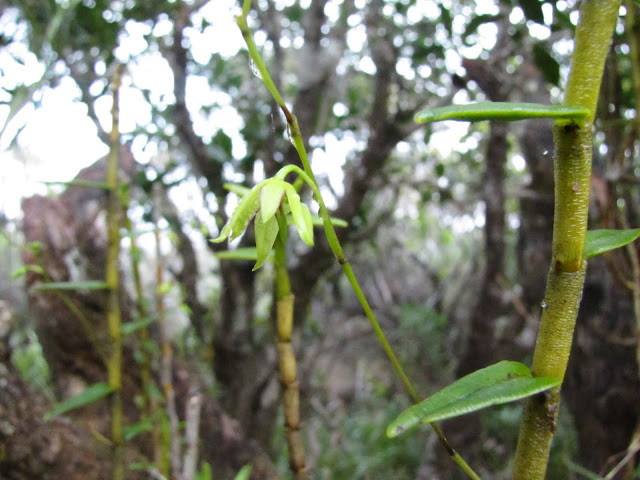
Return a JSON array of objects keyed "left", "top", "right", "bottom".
[
  {"left": 285, "top": 124, "right": 295, "bottom": 145},
  {"left": 250, "top": 58, "right": 263, "bottom": 80}
]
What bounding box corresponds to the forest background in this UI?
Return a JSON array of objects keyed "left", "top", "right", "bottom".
[{"left": 0, "top": 0, "right": 639, "bottom": 479}]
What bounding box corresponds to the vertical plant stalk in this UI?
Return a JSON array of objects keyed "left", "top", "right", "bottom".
[
  {"left": 106, "top": 64, "right": 125, "bottom": 480},
  {"left": 236, "top": 3, "right": 479, "bottom": 478},
  {"left": 512, "top": 2, "right": 621, "bottom": 479},
  {"left": 152, "top": 185, "right": 181, "bottom": 479},
  {"left": 273, "top": 234, "right": 307, "bottom": 480},
  {"left": 124, "top": 205, "right": 163, "bottom": 467}
]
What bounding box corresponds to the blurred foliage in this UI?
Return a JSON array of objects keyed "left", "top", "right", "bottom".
[
  {"left": 397, "top": 303, "right": 453, "bottom": 383},
  {"left": 307, "top": 396, "right": 424, "bottom": 480},
  {"left": 10, "top": 327, "right": 51, "bottom": 392}
]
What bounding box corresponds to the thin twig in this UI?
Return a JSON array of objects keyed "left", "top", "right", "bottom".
[{"left": 235, "top": 3, "right": 480, "bottom": 478}]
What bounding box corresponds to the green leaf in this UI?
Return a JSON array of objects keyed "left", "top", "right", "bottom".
[
  {"left": 585, "top": 229, "right": 640, "bottom": 259},
  {"left": 31, "top": 281, "right": 110, "bottom": 291},
  {"left": 233, "top": 464, "right": 252, "bottom": 480},
  {"left": 415, "top": 102, "right": 590, "bottom": 124},
  {"left": 253, "top": 214, "right": 279, "bottom": 271},
  {"left": 197, "top": 462, "right": 213, "bottom": 480},
  {"left": 311, "top": 214, "right": 349, "bottom": 228},
  {"left": 11, "top": 264, "right": 45, "bottom": 279},
  {"left": 43, "top": 180, "right": 111, "bottom": 190},
  {"left": 123, "top": 417, "right": 153, "bottom": 440},
  {"left": 211, "top": 184, "right": 262, "bottom": 242},
  {"left": 228, "top": 193, "right": 260, "bottom": 241},
  {"left": 259, "top": 180, "right": 286, "bottom": 222},
  {"left": 44, "top": 382, "right": 115, "bottom": 420},
  {"left": 299, "top": 204, "right": 314, "bottom": 245},
  {"left": 215, "top": 247, "right": 263, "bottom": 261},
  {"left": 387, "top": 361, "right": 560, "bottom": 438},
  {"left": 121, "top": 316, "right": 158, "bottom": 336},
  {"left": 285, "top": 189, "right": 314, "bottom": 246}
]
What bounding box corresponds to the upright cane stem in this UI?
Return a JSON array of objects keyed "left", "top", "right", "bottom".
[
  {"left": 274, "top": 235, "right": 307, "bottom": 480},
  {"left": 512, "top": 2, "right": 621, "bottom": 478},
  {"left": 105, "top": 64, "right": 125, "bottom": 480}
]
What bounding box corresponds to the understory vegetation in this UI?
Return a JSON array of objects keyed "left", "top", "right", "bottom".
[{"left": 1, "top": 0, "right": 640, "bottom": 479}]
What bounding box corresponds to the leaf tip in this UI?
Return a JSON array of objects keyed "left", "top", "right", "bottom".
[
  {"left": 386, "top": 424, "right": 404, "bottom": 438},
  {"left": 210, "top": 235, "right": 227, "bottom": 244}
]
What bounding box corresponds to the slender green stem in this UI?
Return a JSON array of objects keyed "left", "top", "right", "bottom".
[
  {"left": 512, "top": 2, "right": 621, "bottom": 479},
  {"left": 236, "top": 4, "right": 480, "bottom": 478},
  {"left": 106, "top": 64, "right": 125, "bottom": 480},
  {"left": 123, "top": 197, "right": 163, "bottom": 468},
  {"left": 275, "top": 164, "right": 478, "bottom": 475}
]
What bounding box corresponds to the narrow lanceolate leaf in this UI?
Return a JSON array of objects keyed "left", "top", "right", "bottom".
[
  {"left": 44, "top": 382, "right": 115, "bottom": 420},
  {"left": 260, "top": 180, "right": 286, "bottom": 223},
  {"left": 299, "top": 204, "right": 314, "bottom": 245},
  {"left": 584, "top": 229, "right": 640, "bottom": 259},
  {"left": 311, "top": 214, "right": 349, "bottom": 228},
  {"left": 285, "top": 189, "right": 314, "bottom": 246},
  {"left": 229, "top": 188, "right": 261, "bottom": 241},
  {"left": 387, "top": 361, "right": 561, "bottom": 438},
  {"left": 211, "top": 184, "right": 262, "bottom": 243},
  {"left": 121, "top": 316, "right": 158, "bottom": 336},
  {"left": 253, "top": 214, "right": 279, "bottom": 271},
  {"left": 31, "top": 281, "right": 110, "bottom": 291},
  {"left": 123, "top": 417, "right": 153, "bottom": 440},
  {"left": 44, "top": 180, "right": 111, "bottom": 190},
  {"left": 215, "top": 247, "right": 261, "bottom": 261},
  {"left": 415, "top": 102, "right": 590, "bottom": 124}
]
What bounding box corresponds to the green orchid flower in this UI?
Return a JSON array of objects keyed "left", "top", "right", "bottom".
[{"left": 212, "top": 178, "right": 314, "bottom": 270}]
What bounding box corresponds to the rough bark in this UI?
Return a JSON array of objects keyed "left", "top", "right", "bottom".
[{"left": 0, "top": 359, "right": 123, "bottom": 480}]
